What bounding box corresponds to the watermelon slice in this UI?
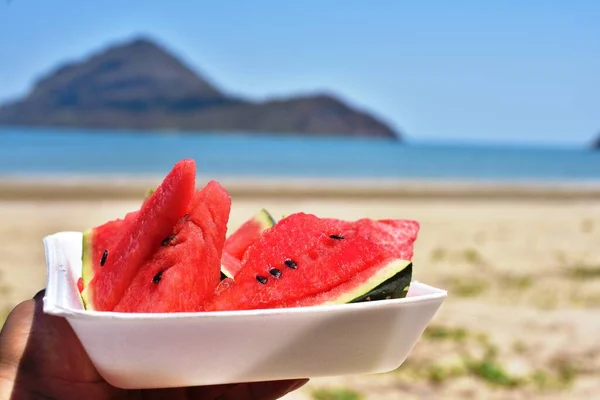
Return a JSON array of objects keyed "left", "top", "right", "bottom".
[
  {"left": 114, "top": 181, "right": 231, "bottom": 313},
  {"left": 80, "top": 186, "right": 167, "bottom": 292},
  {"left": 204, "top": 213, "right": 413, "bottom": 311},
  {"left": 223, "top": 209, "right": 276, "bottom": 261},
  {"left": 81, "top": 210, "right": 138, "bottom": 290},
  {"left": 76, "top": 158, "right": 421, "bottom": 314},
  {"left": 81, "top": 159, "right": 197, "bottom": 311}
]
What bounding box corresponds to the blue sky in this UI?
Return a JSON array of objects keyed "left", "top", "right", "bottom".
[{"left": 0, "top": 0, "right": 598, "bottom": 146}]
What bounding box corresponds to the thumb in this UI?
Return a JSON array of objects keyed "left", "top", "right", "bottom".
[{"left": 0, "top": 289, "right": 102, "bottom": 383}]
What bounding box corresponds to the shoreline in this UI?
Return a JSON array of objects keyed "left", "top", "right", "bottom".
[{"left": 1, "top": 175, "right": 600, "bottom": 200}]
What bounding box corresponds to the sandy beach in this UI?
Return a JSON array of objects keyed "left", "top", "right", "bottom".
[{"left": 0, "top": 179, "right": 599, "bottom": 399}]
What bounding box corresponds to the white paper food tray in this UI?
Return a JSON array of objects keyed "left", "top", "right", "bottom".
[{"left": 42, "top": 231, "right": 447, "bottom": 389}]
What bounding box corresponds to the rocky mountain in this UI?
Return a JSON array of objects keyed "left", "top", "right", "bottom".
[{"left": 0, "top": 37, "right": 399, "bottom": 139}]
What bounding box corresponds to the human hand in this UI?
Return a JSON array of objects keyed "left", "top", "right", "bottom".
[{"left": 0, "top": 290, "right": 308, "bottom": 399}]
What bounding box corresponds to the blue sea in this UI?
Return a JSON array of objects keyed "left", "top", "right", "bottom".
[{"left": 1, "top": 127, "right": 599, "bottom": 182}]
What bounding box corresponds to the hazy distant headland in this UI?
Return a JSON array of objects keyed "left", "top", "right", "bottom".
[{"left": 0, "top": 37, "right": 400, "bottom": 140}]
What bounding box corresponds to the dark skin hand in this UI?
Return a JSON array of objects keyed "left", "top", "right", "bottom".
[{"left": 0, "top": 290, "right": 308, "bottom": 400}]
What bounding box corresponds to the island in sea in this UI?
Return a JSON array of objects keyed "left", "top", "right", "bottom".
[{"left": 0, "top": 37, "right": 400, "bottom": 140}]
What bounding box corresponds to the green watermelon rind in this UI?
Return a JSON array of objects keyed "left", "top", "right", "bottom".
[
  {"left": 80, "top": 230, "right": 94, "bottom": 310},
  {"left": 81, "top": 230, "right": 94, "bottom": 290},
  {"left": 320, "top": 258, "right": 413, "bottom": 306},
  {"left": 349, "top": 262, "right": 412, "bottom": 303},
  {"left": 257, "top": 208, "right": 277, "bottom": 228},
  {"left": 80, "top": 231, "right": 91, "bottom": 310},
  {"left": 145, "top": 187, "right": 156, "bottom": 199}
]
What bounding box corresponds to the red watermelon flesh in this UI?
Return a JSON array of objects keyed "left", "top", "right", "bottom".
[
  {"left": 114, "top": 180, "right": 231, "bottom": 313},
  {"left": 204, "top": 213, "right": 394, "bottom": 311},
  {"left": 223, "top": 219, "right": 256, "bottom": 260},
  {"left": 81, "top": 210, "right": 138, "bottom": 288},
  {"left": 81, "top": 159, "right": 197, "bottom": 311},
  {"left": 323, "top": 218, "right": 419, "bottom": 260},
  {"left": 223, "top": 209, "right": 275, "bottom": 261},
  {"left": 81, "top": 188, "right": 155, "bottom": 287}
]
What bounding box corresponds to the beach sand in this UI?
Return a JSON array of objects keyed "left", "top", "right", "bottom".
[{"left": 0, "top": 180, "right": 599, "bottom": 399}]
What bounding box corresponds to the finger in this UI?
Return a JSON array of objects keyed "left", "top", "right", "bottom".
[
  {"left": 185, "top": 379, "right": 307, "bottom": 400},
  {"left": 140, "top": 387, "right": 189, "bottom": 400},
  {"left": 33, "top": 289, "right": 46, "bottom": 301},
  {"left": 0, "top": 289, "right": 49, "bottom": 369},
  {"left": 11, "top": 288, "right": 102, "bottom": 383},
  {"left": 184, "top": 383, "right": 238, "bottom": 399},
  {"left": 0, "top": 297, "right": 36, "bottom": 373},
  {"left": 214, "top": 378, "right": 309, "bottom": 400}
]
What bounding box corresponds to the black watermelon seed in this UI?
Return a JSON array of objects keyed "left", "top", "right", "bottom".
[
  {"left": 284, "top": 259, "right": 297, "bottom": 269},
  {"left": 269, "top": 268, "right": 282, "bottom": 278},
  {"left": 256, "top": 275, "right": 268, "bottom": 284},
  {"left": 161, "top": 234, "right": 176, "bottom": 246},
  {"left": 329, "top": 234, "right": 345, "bottom": 240},
  {"left": 100, "top": 250, "right": 108, "bottom": 267},
  {"left": 152, "top": 271, "right": 164, "bottom": 284}
]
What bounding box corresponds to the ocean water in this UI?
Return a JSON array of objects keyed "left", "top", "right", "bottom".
[{"left": 0, "top": 127, "right": 599, "bottom": 182}]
